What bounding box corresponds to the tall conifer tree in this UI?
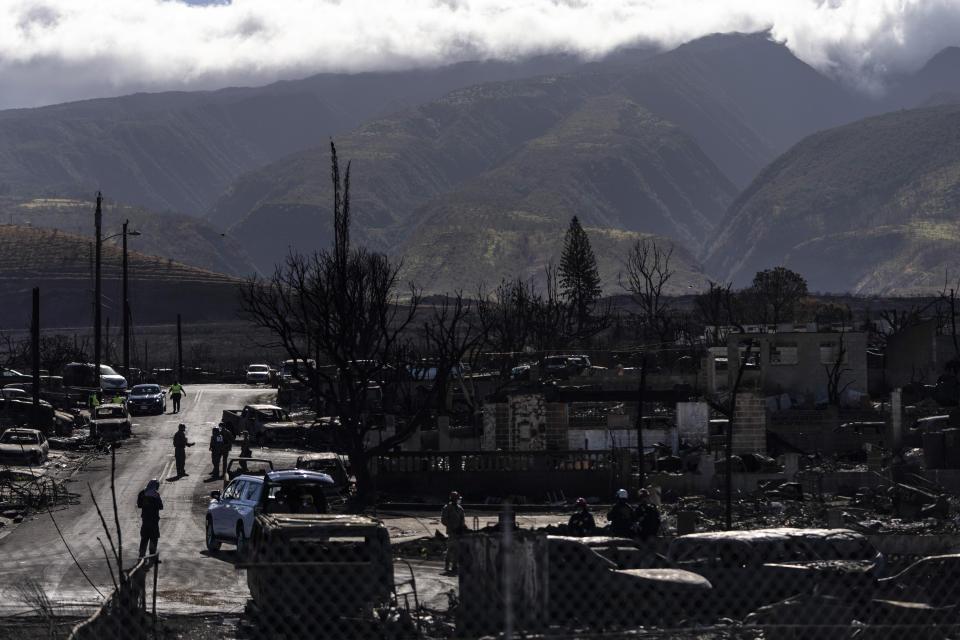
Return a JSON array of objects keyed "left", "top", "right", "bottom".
[{"left": 559, "top": 216, "right": 602, "bottom": 330}]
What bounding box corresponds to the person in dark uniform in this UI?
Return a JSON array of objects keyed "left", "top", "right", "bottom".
[
  {"left": 567, "top": 497, "right": 597, "bottom": 536},
  {"left": 218, "top": 423, "right": 235, "bottom": 476},
  {"left": 209, "top": 425, "right": 225, "bottom": 477},
  {"left": 634, "top": 488, "right": 661, "bottom": 540},
  {"left": 606, "top": 488, "right": 635, "bottom": 537},
  {"left": 137, "top": 478, "right": 163, "bottom": 557},
  {"left": 172, "top": 423, "right": 194, "bottom": 477}
]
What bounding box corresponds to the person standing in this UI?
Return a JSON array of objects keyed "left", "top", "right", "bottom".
[
  {"left": 137, "top": 479, "right": 163, "bottom": 558},
  {"left": 567, "top": 497, "right": 597, "bottom": 536},
  {"left": 219, "top": 422, "right": 235, "bottom": 477},
  {"left": 169, "top": 381, "right": 185, "bottom": 414},
  {"left": 172, "top": 423, "right": 195, "bottom": 477},
  {"left": 441, "top": 491, "right": 466, "bottom": 574},
  {"left": 606, "top": 488, "right": 635, "bottom": 537},
  {"left": 209, "top": 425, "right": 225, "bottom": 477},
  {"left": 634, "top": 488, "right": 661, "bottom": 540}
]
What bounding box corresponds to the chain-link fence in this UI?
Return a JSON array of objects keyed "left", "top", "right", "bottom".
[{"left": 50, "top": 505, "right": 960, "bottom": 640}]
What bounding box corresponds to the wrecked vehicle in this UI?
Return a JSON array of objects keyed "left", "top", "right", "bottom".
[
  {"left": 667, "top": 528, "right": 882, "bottom": 618},
  {"left": 295, "top": 452, "right": 352, "bottom": 497},
  {"left": 0, "top": 428, "right": 49, "bottom": 466},
  {"left": 224, "top": 457, "right": 273, "bottom": 482},
  {"left": 246, "top": 513, "right": 394, "bottom": 622},
  {"left": 548, "top": 536, "right": 711, "bottom": 626},
  {"left": 873, "top": 553, "right": 960, "bottom": 617},
  {"left": 90, "top": 404, "right": 132, "bottom": 440},
  {"left": 207, "top": 468, "right": 333, "bottom": 555},
  {"left": 221, "top": 404, "right": 301, "bottom": 445}
]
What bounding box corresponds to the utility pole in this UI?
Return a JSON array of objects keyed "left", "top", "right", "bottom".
[
  {"left": 94, "top": 192, "right": 102, "bottom": 389},
  {"left": 177, "top": 314, "right": 183, "bottom": 383},
  {"left": 31, "top": 288, "right": 40, "bottom": 426},
  {"left": 123, "top": 219, "right": 130, "bottom": 379}
]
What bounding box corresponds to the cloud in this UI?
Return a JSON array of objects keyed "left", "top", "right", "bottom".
[{"left": 1, "top": 0, "right": 958, "bottom": 109}]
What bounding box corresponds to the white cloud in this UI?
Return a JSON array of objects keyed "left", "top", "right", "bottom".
[{"left": 1, "top": 0, "right": 958, "bottom": 109}]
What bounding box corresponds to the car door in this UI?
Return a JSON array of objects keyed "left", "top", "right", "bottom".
[
  {"left": 236, "top": 479, "right": 263, "bottom": 537},
  {"left": 213, "top": 479, "right": 244, "bottom": 536}
]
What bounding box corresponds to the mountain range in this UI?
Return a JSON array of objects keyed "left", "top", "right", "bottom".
[{"left": 2, "top": 31, "right": 960, "bottom": 310}]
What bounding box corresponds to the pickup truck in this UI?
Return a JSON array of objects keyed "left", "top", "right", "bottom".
[
  {"left": 221, "top": 404, "right": 302, "bottom": 445},
  {"left": 246, "top": 511, "right": 394, "bottom": 624}
]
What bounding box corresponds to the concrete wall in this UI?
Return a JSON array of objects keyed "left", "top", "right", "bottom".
[
  {"left": 677, "top": 402, "right": 709, "bottom": 445},
  {"left": 483, "top": 395, "right": 567, "bottom": 451},
  {"left": 885, "top": 318, "right": 958, "bottom": 388},
  {"left": 729, "top": 331, "right": 868, "bottom": 399},
  {"left": 733, "top": 392, "right": 766, "bottom": 454}
]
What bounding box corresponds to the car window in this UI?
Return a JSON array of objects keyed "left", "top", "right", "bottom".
[
  {"left": 222, "top": 480, "right": 244, "bottom": 500},
  {"left": 244, "top": 482, "right": 262, "bottom": 502}
]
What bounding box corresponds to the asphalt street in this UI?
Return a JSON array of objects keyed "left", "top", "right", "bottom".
[{"left": 0, "top": 384, "right": 558, "bottom": 618}]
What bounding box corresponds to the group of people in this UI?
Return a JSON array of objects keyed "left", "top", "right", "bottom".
[
  {"left": 138, "top": 420, "right": 257, "bottom": 559},
  {"left": 172, "top": 421, "right": 254, "bottom": 479},
  {"left": 569, "top": 488, "right": 660, "bottom": 539}
]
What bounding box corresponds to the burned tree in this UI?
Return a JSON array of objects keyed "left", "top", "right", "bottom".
[
  {"left": 241, "top": 143, "right": 477, "bottom": 502},
  {"left": 750, "top": 266, "right": 808, "bottom": 326}
]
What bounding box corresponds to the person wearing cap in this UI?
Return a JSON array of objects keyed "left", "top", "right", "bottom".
[
  {"left": 606, "top": 488, "right": 635, "bottom": 537},
  {"left": 137, "top": 478, "right": 164, "bottom": 557},
  {"left": 635, "top": 488, "right": 661, "bottom": 540},
  {"left": 567, "top": 497, "right": 596, "bottom": 536},
  {"left": 441, "top": 491, "right": 466, "bottom": 573},
  {"left": 172, "top": 423, "right": 195, "bottom": 477}
]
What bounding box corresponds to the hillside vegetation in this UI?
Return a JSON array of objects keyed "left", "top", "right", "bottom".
[
  {"left": 396, "top": 96, "right": 731, "bottom": 293},
  {"left": 0, "top": 197, "right": 258, "bottom": 278},
  {"left": 0, "top": 225, "right": 242, "bottom": 327},
  {"left": 704, "top": 104, "right": 960, "bottom": 294}
]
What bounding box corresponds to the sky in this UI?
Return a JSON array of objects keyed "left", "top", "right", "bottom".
[{"left": 1, "top": 0, "right": 959, "bottom": 110}]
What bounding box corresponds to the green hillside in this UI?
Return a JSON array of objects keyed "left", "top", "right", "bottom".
[
  {"left": 0, "top": 197, "right": 258, "bottom": 278},
  {"left": 0, "top": 225, "right": 243, "bottom": 327},
  {"left": 703, "top": 104, "right": 960, "bottom": 294},
  {"left": 397, "top": 96, "right": 733, "bottom": 293}
]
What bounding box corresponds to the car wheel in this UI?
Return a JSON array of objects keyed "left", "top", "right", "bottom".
[
  {"left": 205, "top": 517, "right": 221, "bottom": 551},
  {"left": 235, "top": 523, "right": 247, "bottom": 557}
]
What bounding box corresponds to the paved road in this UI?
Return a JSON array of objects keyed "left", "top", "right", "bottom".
[
  {"left": 0, "top": 383, "right": 459, "bottom": 617},
  {"left": 0, "top": 384, "right": 285, "bottom": 616}
]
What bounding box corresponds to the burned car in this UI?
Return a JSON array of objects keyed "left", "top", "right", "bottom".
[
  {"left": 0, "top": 428, "right": 49, "bottom": 466},
  {"left": 548, "top": 536, "right": 711, "bottom": 626},
  {"left": 667, "top": 528, "right": 882, "bottom": 618},
  {"left": 90, "top": 403, "right": 132, "bottom": 440},
  {"left": 245, "top": 512, "right": 393, "bottom": 623},
  {"left": 221, "top": 404, "right": 301, "bottom": 445},
  {"left": 295, "top": 452, "right": 352, "bottom": 501}
]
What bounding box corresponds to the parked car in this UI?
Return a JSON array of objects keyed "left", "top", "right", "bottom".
[
  {"left": 0, "top": 368, "right": 32, "bottom": 385},
  {"left": 127, "top": 384, "right": 166, "bottom": 415},
  {"left": 221, "top": 404, "right": 301, "bottom": 445},
  {"left": 548, "top": 536, "right": 711, "bottom": 626},
  {"left": 206, "top": 468, "right": 334, "bottom": 555},
  {"left": 667, "top": 528, "right": 883, "bottom": 618},
  {"left": 90, "top": 403, "right": 132, "bottom": 440},
  {"left": 245, "top": 364, "right": 272, "bottom": 385},
  {"left": 62, "top": 363, "right": 127, "bottom": 392},
  {"left": 0, "top": 387, "right": 29, "bottom": 401},
  {"left": 0, "top": 428, "right": 49, "bottom": 465}
]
